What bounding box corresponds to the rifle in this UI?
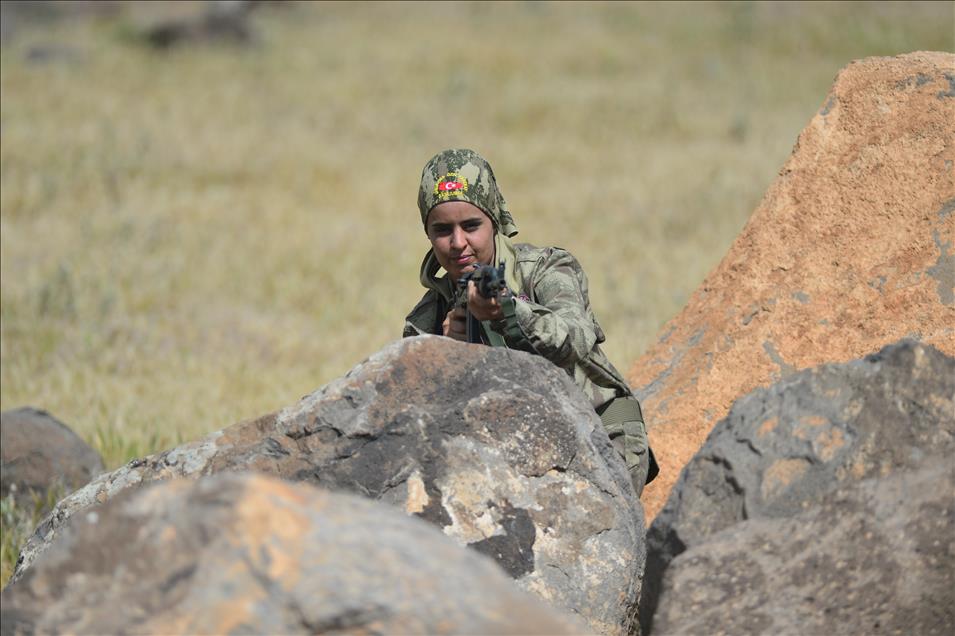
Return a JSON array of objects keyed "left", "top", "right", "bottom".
[
  {"left": 457, "top": 262, "right": 509, "bottom": 343},
  {"left": 459, "top": 262, "right": 507, "bottom": 300}
]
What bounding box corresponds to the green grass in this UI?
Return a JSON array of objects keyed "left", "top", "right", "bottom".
[
  {"left": 1, "top": 0, "right": 952, "bottom": 585},
  {"left": 1, "top": 485, "right": 64, "bottom": 585}
]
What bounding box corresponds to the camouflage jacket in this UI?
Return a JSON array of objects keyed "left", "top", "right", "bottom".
[{"left": 403, "top": 243, "right": 637, "bottom": 418}]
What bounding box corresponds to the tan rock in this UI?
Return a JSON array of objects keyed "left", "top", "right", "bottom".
[
  {"left": 630, "top": 51, "right": 955, "bottom": 521},
  {"left": 1, "top": 473, "right": 585, "bottom": 635}
]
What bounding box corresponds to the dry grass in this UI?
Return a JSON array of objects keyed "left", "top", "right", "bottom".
[{"left": 1, "top": 0, "right": 952, "bottom": 583}]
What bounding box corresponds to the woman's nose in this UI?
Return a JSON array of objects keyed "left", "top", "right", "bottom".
[{"left": 450, "top": 227, "right": 466, "bottom": 249}]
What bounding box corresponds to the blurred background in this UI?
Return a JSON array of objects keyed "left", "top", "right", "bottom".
[{"left": 1, "top": 0, "right": 952, "bottom": 472}]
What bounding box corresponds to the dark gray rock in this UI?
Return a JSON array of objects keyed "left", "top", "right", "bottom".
[
  {"left": 141, "top": 0, "right": 258, "bottom": 48},
  {"left": 642, "top": 340, "right": 955, "bottom": 633},
  {"left": 651, "top": 458, "right": 955, "bottom": 635},
  {"left": 1, "top": 408, "right": 104, "bottom": 503},
  {"left": 1, "top": 473, "right": 586, "bottom": 635},
  {"left": 12, "top": 336, "right": 643, "bottom": 635}
]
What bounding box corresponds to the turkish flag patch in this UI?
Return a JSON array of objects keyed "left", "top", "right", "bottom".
[{"left": 438, "top": 181, "right": 463, "bottom": 192}]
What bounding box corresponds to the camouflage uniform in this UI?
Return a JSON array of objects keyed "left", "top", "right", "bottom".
[{"left": 404, "top": 149, "right": 657, "bottom": 497}]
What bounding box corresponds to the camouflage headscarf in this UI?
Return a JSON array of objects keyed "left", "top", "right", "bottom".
[{"left": 418, "top": 148, "right": 518, "bottom": 238}]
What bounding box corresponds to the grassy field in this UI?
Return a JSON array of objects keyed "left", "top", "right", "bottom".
[{"left": 1, "top": 1, "right": 952, "bottom": 584}]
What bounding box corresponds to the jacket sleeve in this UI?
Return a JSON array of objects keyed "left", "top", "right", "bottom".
[
  {"left": 403, "top": 320, "right": 429, "bottom": 337},
  {"left": 403, "top": 291, "right": 442, "bottom": 337},
  {"left": 493, "top": 250, "right": 598, "bottom": 368}
]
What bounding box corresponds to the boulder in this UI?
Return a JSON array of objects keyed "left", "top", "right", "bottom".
[
  {"left": 0, "top": 407, "right": 104, "bottom": 503},
  {"left": 137, "top": 0, "right": 258, "bottom": 48},
  {"left": 642, "top": 340, "right": 955, "bottom": 633},
  {"left": 11, "top": 336, "right": 643, "bottom": 635},
  {"left": 650, "top": 459, "right": 955, "bottom": 635},
  {"left": 628, "top": 51, "right": 955, "bottom": 522},
  {"left": 1, "top": 473, "right": 584, "bottom": 635}
]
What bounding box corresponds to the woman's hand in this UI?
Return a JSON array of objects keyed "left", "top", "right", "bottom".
[
  {"left": 442, "top": 306, "right": 468, "bottom": 341},
  {"left": 444, "top": 283, "right": 507, "bottom": 342},
  {"left": 467, "top": 281, "right": 505, "bottom": 322}
]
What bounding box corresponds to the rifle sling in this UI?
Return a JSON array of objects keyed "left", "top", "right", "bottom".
[{"left": 498, "top": 294, "right": 523, "bottom": 343}]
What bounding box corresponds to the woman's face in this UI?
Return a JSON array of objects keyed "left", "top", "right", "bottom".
[{"left": 426, "top": 201, "right": 495, "bottom": 282}]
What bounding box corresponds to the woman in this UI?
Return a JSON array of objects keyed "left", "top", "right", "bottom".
[{"left": 404, "top": 148, "right": 657, "bottom": 497}]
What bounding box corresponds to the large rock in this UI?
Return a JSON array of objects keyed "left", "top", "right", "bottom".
[
  {"left": 11, "top": 336, "right": 643, "bottom": 635},
  {"left": 138, "top": 0, "right": 258, "bottom": 49},
  {"left": 629, "top": 51, "right": 955, "bottom": 521},
  {"left": 1, "top": 407, "right": 104, "bottom": 502},
  {"left": 650, "top": 459, "right": 955, "bottom": 635},
  {"left": 1, "top": 473, "right": 584, "bottom": 635},
  {"left": 641, "top": 340, "right": 955, "bottom": 633}
]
